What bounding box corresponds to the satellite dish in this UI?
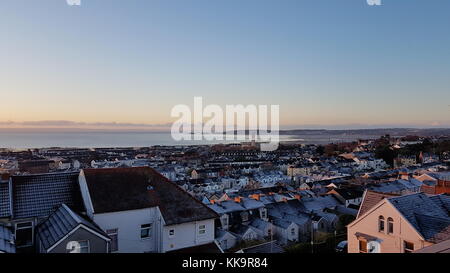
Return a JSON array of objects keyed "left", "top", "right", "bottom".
[{"left": 367, "top": 240, "right": 380, "bottom": 253}]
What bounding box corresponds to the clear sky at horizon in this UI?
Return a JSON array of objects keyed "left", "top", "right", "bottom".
[{"left": 1, "top": 0, "right": 449, "bottom": 130}]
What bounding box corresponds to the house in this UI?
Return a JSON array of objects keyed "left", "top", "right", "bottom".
[
  {"left": 18, "top": 160, "right": 53, "bottom": 174},
  {"left": 249, "top": 218, "right": 274, "bottom": 239},
  {"left": 236, "top": 241, "right": 284, "bottom": 253},
  {"left": 0, "top": 172, "right": 84, "bottom": 252},
  {"left": 78, "top": 167, "right": 219, "bottom": 253},
  {"left": 215, "top": 230, "right": 238, "bottom": 251},
  {"left": 414, "top": 238, "right": 450, "bottom": 253},
  {"left": 36, "top": 204, "right": 110, "bottom": 253},
  {"left": 347, "top": 190, "right": 450, "bottom": 253},
  {"left": 419, "top": 172, "right": 450, "bottom": 194},
  {"left": 0, "top": 224, "right": 15, "bottom": 253},
  {"left": 232, "top": 225, "right": 260, "bottom": 241},
  {"left": 272, "top": 219, "right": 298, "bottom": 245},
  {"left": 327, "top": 188, "right": 364, "bottom": 207}
]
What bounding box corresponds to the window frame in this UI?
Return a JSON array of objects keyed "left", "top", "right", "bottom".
[
  {"left": 15, "top": 221, "right": 34, "bottom": 248},
  {"left": 359, "top": 240, "right": 367, "bottom": 253},
  {"left": 198, "top": 224, "right": 207, "bottom": 235},
  {"left": 169, "top": 228, "right": 175, "bottom": 238},
  {"left": 387, "top": 217, "right": 394, "bottom": 234},
  {"left": 404, "top": 241, "right": 414, "bottom": 253},
  {"left": 378, "top": 216, "right": 385, "bottom": 233},
  {"left": 140, "top": 223, "right": 152, "bottom": 240}
]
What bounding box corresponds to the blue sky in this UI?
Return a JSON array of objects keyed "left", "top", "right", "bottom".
[{"left": 0, "top": 0, "right": 449, "bottom": 129}]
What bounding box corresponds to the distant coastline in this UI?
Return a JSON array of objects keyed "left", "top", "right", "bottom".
[{"left": 0, "top": 128, "right": 449, "bottom": 149}]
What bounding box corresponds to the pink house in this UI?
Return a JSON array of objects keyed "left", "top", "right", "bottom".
[{"left": 347, "top": 190, "right": 450, "bottom": 253}]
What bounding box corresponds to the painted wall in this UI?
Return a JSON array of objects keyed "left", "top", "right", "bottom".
[
  {"left": 162, "top": 219, "right": 214, "bottom": 252},
  {"left": 93, "top": 207, "right": 162, "bottom": 253},
  {"left": 347, "top": 200, "right": 433, "bottom": 253}
]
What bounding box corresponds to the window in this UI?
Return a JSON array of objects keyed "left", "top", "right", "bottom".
[
  {"left": 140, "top": 224, "right": 152, "bottom": 239},
  {"left": 106, "top": 229, "right": 118, "bottom": 252},
  {"left": 291, "top": 228, "right": 296, "bottom": 236},
  {"left": 15, "top": 222, "right": 33, "bottom": 247},
  {"left": 378, "top": 216, "right": 385, "bottom": 232},
  {"left": 387, "top": 217, "right": 394, "bottom": 234},
  {"left": 404, "top": 241, "right": 414, "bottom": 253},
  {"left": 198, "top": 224, "right": 206, "bottom": 235},
  {"left": 261, "top": 210, "right": 267, "bottom": 219},
  {"left": 359, "top": 240, "right": 367, "bottom": 253},
  {"left": 169, "top": 229, "right": 175, "bottom": 238},
  {"left": 66, "top": 240, "right": 90, "bottom": 253}
]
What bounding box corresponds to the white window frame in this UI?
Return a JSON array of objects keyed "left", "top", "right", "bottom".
[
  {"left": 198, "top": 224, "right": 207, "bottom": 235},
  {"left": 15, "top": 221, "right": 34, "bottom": 248},
  {"left": 140, "top": 224, "right": 152, "bottom": 240},
  {"left": 169, "top": 228, "right": 175, "bottom": 238}
]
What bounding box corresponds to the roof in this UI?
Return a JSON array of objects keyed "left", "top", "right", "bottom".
[
  {"left": 0, "top": 182, "right": 11, "bottom": 218},
  {"left": 240, "top": 241, "right": 284, "bottom": 253},
  {"left": 250, "top": 218, "right": 271, "bottom": 230},
  {"left": 332, "top": 188, "right": 363, "bottom": 200},
  {"left": 167, "top": 242, "right": 223, "bottom": 253},
  {"left": 37, "top": 204, "right": 109, "bottom": 251},
  {"left": 357, "top": 190, "right": 399, "bottom": 218},
  {"left": 11, "top": 172, "right": 84, "bottom": 219},
  {"left": 388, "top": 193, "right": 450, "bottom": 243},
  {"left": 0, "top": 225, "right": 15, "bottom": 253},
  {"left": 414, "top": 238, "right": 450, "bottom": 253},
  {"left": 82, "top": 167, "right": 218, "bottom": 225}
]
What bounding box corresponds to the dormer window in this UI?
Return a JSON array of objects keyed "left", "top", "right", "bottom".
[
  {"left": 387, "top": 217, "right": 394, "bottom": 234},
  {"left": 378, "top": 216, "right": 385, "bottom": 232}
]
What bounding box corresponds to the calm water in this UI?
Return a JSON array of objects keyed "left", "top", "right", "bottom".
[
  {"left": 0, "top": 132, "right": 295, "bottom": 149},
  {"left": 0, "top": 132, "right": 378, "bottom": 149}
]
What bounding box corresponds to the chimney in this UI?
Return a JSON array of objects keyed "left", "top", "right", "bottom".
[
  {"left": 294, "top": 194, "right": 301, "bottom": 200},
  {"left": 1, "top": 173, "right": 10, "bottom": 182},
  {"left": 234, "top": 197, "right": 242, "bottom": 203},
  {"left": 250, "top": 194, "right": 260, "bottom": 201}
]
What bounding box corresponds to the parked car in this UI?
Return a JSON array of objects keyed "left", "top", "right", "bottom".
[{"left": 335, "top": 240, "right": 348, "bottom": 253}]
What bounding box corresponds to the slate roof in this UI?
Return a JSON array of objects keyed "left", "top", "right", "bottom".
[
  {"left": 388, "top": 193, "right": 450, "bottom": 243},
  {"left": 167, "top": 242, "right": 223, "bottom": 253},
  {"left": 82, "top": 167, "right": 218, "bottom": 225},
  {"left": 240, "top": 241, "right": 284, "bottom": 253},
  {"left": 11, "top": 172, "right": 84, "bottom": 219},
  {"left": 429, "top": 194, "right": 450, "bottom": 213},
  {"left": 0, "top": 182, "right": 11, "bottom": 218},
  {"left": 0, "top": 225, "right": 15, "bottom": 253},
  {"left": 249, "top": 218, "right": 271, "bottom": 230},
  {"left": 357, "top": 190, "right": 399, "bottom": 218},
  {"left": 333, "top": 188, "right": 363, "bottom": 200},
  {"left": 208, "top": 200, "right": 245, "bottom": 214},
  {"left": 301, "top": 195, "right": 341, "bottom": 212},
  {"left": 37, "top": 204, "right": 109, "bottom": 251}
]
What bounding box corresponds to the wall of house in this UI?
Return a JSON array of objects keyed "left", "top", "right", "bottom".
[
  {"left": 47, "top": 227, "right": 108, "bottom": 253},
  {"left": 347, "top": 201, "right": 433, "bottom": 253},
  {"left": 93, "top": 207, "right": 162, "bottom": 253},
  {"left": 78, "top": 171, "right": 95, "bottom": 219},
  {"left": 162, "top": 219, "right": 215, "bottom": 252}
]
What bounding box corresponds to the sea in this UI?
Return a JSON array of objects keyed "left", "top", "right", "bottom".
[{"left": 0, "top": 131, "right": 379, "bottom": 149}]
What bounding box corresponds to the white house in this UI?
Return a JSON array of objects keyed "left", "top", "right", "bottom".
[{"left": 78, "top": 167, "right": 219, "bottom": 253}]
